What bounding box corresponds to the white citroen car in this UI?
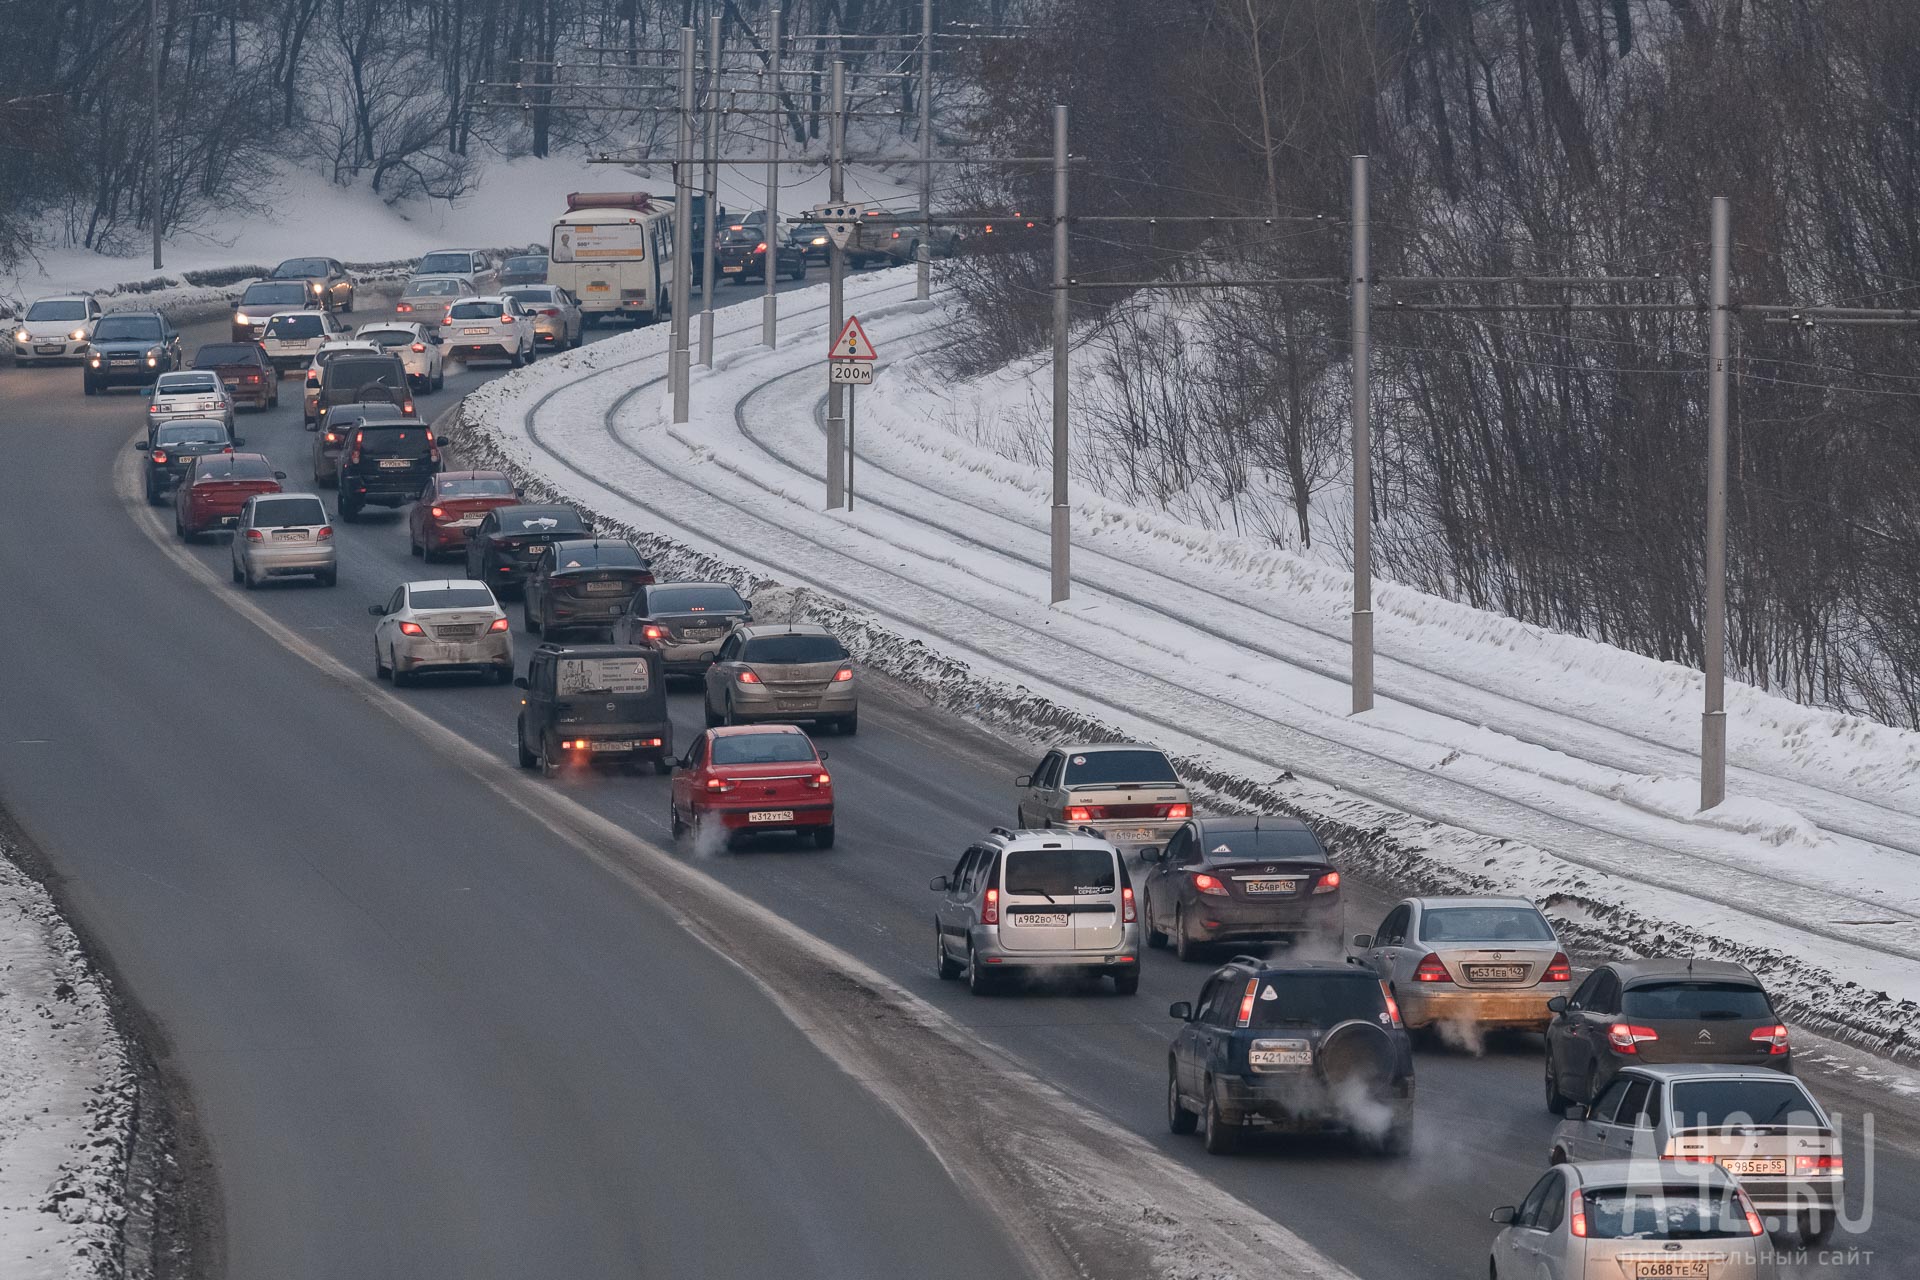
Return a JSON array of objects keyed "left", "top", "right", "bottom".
[
  {"left": 368, "top": 579, "right": 514, "bottom": 686},
  {"left": 11, "top": 294, "right": 102, "bottom": 363},
  {"left": 354, "top": 321, "right": 446, "bottom": 391},
  {"left": 439, "top": 296, "right": 537, "bottom": 367}
]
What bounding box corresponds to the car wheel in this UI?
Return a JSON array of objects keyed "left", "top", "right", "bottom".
[
  {"left": 540, "top": 735, "right": 559, "bottom": 778},
  {"left": 724, "top": 696, "right": 739, "bottom": 727},
  {"left": 494, "top": 665, "right": 514, "bottom": 685},
  {"left": 1144, "top": 889, "right": 1169, "bottom": 948},
  {"left": 812, "top": 825, "right": 835, "bottom": 850},
  {"left": 836, "top": 711, "right": 858, "bottom": 736},
  {"left": 966, "top": 944, "right": 995, "bottom": 996},
  {"left": 669, "top": 802, "right": 686, "bottom": 837},
  {"left": 146, "top": 484, "right": 163, "bottom": 506},
  {"left": 318, "top": 569, "right": 337, "bottom": 588},
  {"left": 1112, "top": 967, "right": 1140, "bottom": 995},
  {"left": 1167, "top": 1064, "right": 1198, "bottom": 1135},
  {"left": 510, "top": 347, "right": 525, "bottom": 369},
  {"left": 83, "top": 378, "right": 97, "bottom": 396},
  {"left": 516, "top": 718, "right": 536, "bottom": 768},
  {"left": 1544, "top": 1053, "right": 1571, "bottom": 1117},
  {"left": 374, "top": 645, "right": 389, "bottom": 681},
  {"left": 391, "top": 653, "right": 411, "bottom": 687},
  {"left": 230, "top": 557, "right": 243, "bottom": 583},
  {"left": 934, "top": 924, "right": 962, "bottom": 980},
  {"left": 1377, "top": 1107, "right": 1413, "bottom": 1157},
  {"left": 1201, "top": 1080, "right": 1241, "bottom": 1155},
  {"left": 1549, "top": 1145, "right": 1568, "bottom": 1166},
  {"left": 1174, "top": 905, "right": 1202, "bottom": 963},
  {"left": 653, "top": 754, "right": 673, "bottom": 775},
  {"left": 410, "top": 532, "right": 423, "bottom": 558},
  {"left": 339, "top": 499, "right": 359, "bottom": 520},
  {"left": 242, "top": 562, "right": 257, "bottom": 590},
  {"left": 703, "top": 696, "right": 722, "bottom": 728}
]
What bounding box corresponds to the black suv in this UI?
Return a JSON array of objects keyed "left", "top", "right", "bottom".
[
  {"left": 313, "top": 353, "right": 413, "bottom": 434},
  {"left": 313, "top": 404, "right": 414, "bottom": 488},
  {"left": 336, "top": 417, "right": 440, "bottom": 519},
  {"left": 523, "top": 539, "right": 654, "bottom": 640},
  {"left": 465, "top": 504, "right": 591, "bottom": 598},
  {"left": 514, "top": 642, "right": 672, "bottom": 776},
  {"left": 84, "top": 312, "right": 183, "bottom": 393},
  {"left": 1167, "top": 958, "right": 1413, "bottom": 1156},
  {"left": 714, "top": 217, "right": 807, "bottom": 283}
]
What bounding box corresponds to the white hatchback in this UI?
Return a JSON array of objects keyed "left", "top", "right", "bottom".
[
  {"left": 147, "top": 371, "right": 235, "bottom": 430},
  {"left": 368, "top": 579, "right": 514, "bottom": 686},
  {"left": 439, "top": 296, "right": 537, "bottom": 367},
  {"left": 354, "top": 321, "right": 445, "bottom": 391},
  {"left": 11, "top": 294, "right": 102, "bottom": 363},
  {"left": 261, "top": 309, "right": 352, "bottom": 373}
]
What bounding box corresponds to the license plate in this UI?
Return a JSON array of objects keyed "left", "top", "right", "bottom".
[
  {"left": 586, "top": 283, "right": 609, "bottom": 292},
  {"left": 1723, "top": 1158, "right": 1787, "bottom": 1176},
  {"left": 1114, "top": 827, "right": 1157, "bottom": 842},
  {"left": 35, "top": 344, "right": 63, "bottom": 354},
  {"left": 111, "top": 357, "right": 137, "bottom": 364},
  {"left": 1465, "top": 964, "right": 1529, "bottom": 981},
  {"left": 723, "top": 265, "right": 743, "bottom": 273},
  {"left": 217, "top": 515, "right": 237, "bottom": 526},
  {"left": 271, "top": 530, "right": 308, "bottom": 541},
  {"left": 1250, "top": 1045, "right": 1312, "bottom": 1067},
  {"left": 1634, "top": 1262, "right": 1709, "bottom": 1278},
  {"left": 378, "top": 458, "right": 411, "bottom": 469},
  {"left": 583, "top": 581, "right": 625, "bottom": 595},
  {"left": 1016, "top": 913, "right": 1068, "bottom": 927},
  {"left": 776, "top": 698, "right": 813, "bottom": 710},
  {"left": 749, "top": 809, "right": 794, "bottom": 823},
  {"left": 463, "top": 327, "right": 490, "bottom": 335},
  {"left": 449, "top": 515, "right": 484, "bottom": 527},
  {"left": 683, "top": 628, "right": 722, "bottom": 641},
  {"left": 590, "top": 740, "right": 632, "bottom": 753},
  {"left": 1244, "top": 879, "right": 1298, "bottom": 895}
]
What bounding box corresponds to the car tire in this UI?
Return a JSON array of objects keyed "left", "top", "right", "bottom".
[
  {"left": 1144, "top": 891, "right": 1169, "bottom": 948},
  {"left": 510, "top": 347, "right": 525, "bottom": 369},
  {"left": 231, "top": 558, "right": 243, "bottom": 584},
  {"left": 1201, "top": 1080, "right": 1241, "bottom": 1155},
  {"left": 704, "top": 697, "right": 722, "bottom": 728},
  {"left": 540, "top": 735, "right": 559, "bottom": 778},
  {"left": 433, "top": 370, "right": 445, "bottom": 392},
  {"left": 1544, "top": 1053, "right": 1572, "bottom": 1116},
  {"left": 1112, "top": 968, "right": 1140, "bottom": 995},
  {"left": 966, "top": 944, "right": 995, "bottom": 996},
  {"left": 934, "top": 925, "right": 962, "bottom": 980},
  {"left": 390, "top": 654, "right": 411, "bottom": 687},
  {"left": 374, "top": 645, "right": 389, "bottom": 681},
  {"left": 723, "top": 696, "right": 738, "bottom": 727},
  {"left": 493, "top": 665, "right": 513, "bottom": 685},
  {"left": 1174, "top": 905, "right": 1202, "bottom": 963},
  {"left": 812, "top": 825, "right": 835, "bottom": 850},
  {"left": 836, "top": 712, "right": 859, "bottom": 736},
  {"left": 318, "top": 569, "right": 337, "bottom": 588},
  {"left": 653, "top": 755, "right": 673, "bottom": 775},
  {"left": 670, "top": 802, "right": 686, "bottom": 837},
  {"left": 146, "top": 484, "right": 163, "bottom": 507},
  {"left": 339, "top": 498, "right": 359, "bottom": 520},
  {"left": 1377, "top": 1108, "right": 1414, "bottom": 1158},
  {"left": 1548, "top": 1145, "right": 1568, "bottom": 1166},
  {"left": 1167, "top": 1065, "right": 1198, "bottom": 1135},
  {"left": 242, "top": 563, "right": 256, "bottom": 590},
  {"left": 410, "top": 530, "right": 423, "bottom": 558},
  {"left": 516, "top": 719, "right": 536, "bottom": 768},
  {"left": 83, "top": 377, "right": 97, "bottom": 396}
]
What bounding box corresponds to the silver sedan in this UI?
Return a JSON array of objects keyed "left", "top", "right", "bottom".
[
  {"left": 231, "top": 492, "right": 336, "bottom": 588},
  {"left": 501, "top": 285, "right": 584, "bottom": 350},
  {"left": 368, "top": 579, "right": 513, "bottom": 685},
  {"left": 1350, "top": 895, "right": 1569, "bottom": 1034}
]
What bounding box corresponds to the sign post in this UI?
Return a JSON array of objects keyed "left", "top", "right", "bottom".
[{"left": 827, "top": 316, "right": 878, "bottom": 509}]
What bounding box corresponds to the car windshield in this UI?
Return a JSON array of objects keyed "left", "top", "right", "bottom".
[
  {"left": 1200, "top": 829, "right": 1327, "bottom": 862},
  {"left": 504, "top": 256, "right": 546, "bottom": 273},
  {"left": 417, "top": 253, "right": 474, "bottom": 275},
  {"left": 94, "top": 316, "right": 161, "bottom": 341},
  {"left": 158, "top": 374, "right": 220, "bottom": 394},
  {"left": 1247, "top": 973, "right": 1389, "bottom": 1028},
  {"left": 1581, "top": 1185, "right": 1749, "bottom": 1241},
  {"left": 448, "top": 301, "right": 502, "bottom": 320},
  {"left": 739, "top": 634, "right": 848, "bottom": 664},
  {"left": 1003, "top": 849, "right": 1115, "bottom": 897},
  {"left": 407, "top": 278, "right": 466, "bottom": 297},
  {"left": 1623, "top": 981, "right": 1774, "bottom": 1021},
  {"left": 252, "top": 497, "right": 327, "bottom": 527},
  {"left": 710, "top": 733, "right": 816, "bottom": 766},
  {"left": 1669, "top": 1079, "right": 1822, "bottom": 1131},
  {"left": 197, "top": 456, "right": 273, "bottom": 480},
  {"left": 499, "top": 508, "right": 586, "bottom": 536},
  {"left": 273, "top": 258, "right": 330, "bottom": 277},
  {"left": 242, "top": 282, "right": 309, "bottom": 305},
  {"left": 439, "top": 477, "right": 513, "bottom": 497},
  {"left": 410, "top": 587, "right": 497, "bottom": 610},
  {"left": 194, "top": 344, "right": 258, "bottom": 366},
  {"left": 1062, "top": 749, "right": 1179, "bottom": 787},
  {"left": 354, "top": 427, "right": 430, "bottom": 458},
  {"left": 1418, "top": 907, "right": 1555, "bottom": 942},
  {"left": 795, "top": 224, "right": 827, "bottom": 238},
  {"left": 265, "top": 315, "right": 323, "bottom": 339},
  {"left": 27, "top": 300, "right": 87, "bottom": 321},
  {"left": 647, "top": 584, "right": 746, "bottom": 613},
  {"left": 155, "top": 423, "right": 228, "bottom": 445}
]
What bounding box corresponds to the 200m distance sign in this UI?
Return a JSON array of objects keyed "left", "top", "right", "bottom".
[{"left": 829, "top": 362, "right": 874, "bottom": 384}]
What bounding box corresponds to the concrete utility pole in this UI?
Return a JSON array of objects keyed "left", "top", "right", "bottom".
[
  {"left": 762, "top": 7, "right": 782, "bottom": 347},
  {"left": 1049, "top": 103, "right": 1070, "bottom": 602},
  {"left": 1701, "top": 195, "right": 1732, "bottom": 810},
  {"left": 150, "top": 0, "right": 162, "bottom": 269},
  {"left": 916, "top": 0, "right": 933, "bottom": 301},
  {"left": 698, "top": 12, "right": 721, "bottom": 368},
  {"left": 670, "top": 25, "right": 694, "bottom": 423},
  {"left": 1349, "top": 154, "right": 1374, "bottom": 714},
  {"left": 825, "top": 59, "right": 846, "bottom": 508}
]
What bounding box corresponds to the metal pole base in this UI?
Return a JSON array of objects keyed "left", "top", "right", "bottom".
[
  {"left": 1700, "top": 709, "right": 1727, "bottom": 810},
  {"left": 1351, "top": 609, "right": 1375, "bottom": 713},
  {"left": 762, "top": 294, "right": 778, "bottom": 349},
  {"left": 671, "top": 351, "right": 690, "bottom": 424},
  {"left": 1050, "top": 504, "right": 1070, "bottom": 602},
  {"left": 826, "top": 416, "right": 845, "bottom": 508},
  {"left": 698, "top": 311, "right": 715, "bottom": 367}
]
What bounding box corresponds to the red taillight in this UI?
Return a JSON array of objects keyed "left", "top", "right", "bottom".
[
  {"left": 538, "top": 308, "right": 559, "bottom": 317},
  {"left": 1414, "top": 954, "right": 1450, "bottom": 983},
  {"left": 243, "top": 373, "right": 260, "bottom": 383},
  {"left": 1662, "top": 1152, "right": 1716, "bottom": 1164},
  {"left": 223, "top": 445, "right": 233, "bottom": 453},
  {"left": 396, "top": 302, "right": 412, "bottom": 312},
  {"left": 405, "top": 401, "right": 417, "bottom": 416},
  {"left": 891, "top": 230, "right": 901, "bottom": 239},
  {"left": 1191, "top": 872, "right": 1229, "bottom": 896},
  {"left": 350, "top": 430, "right": 363, "bottom": 464},
  {"left": 982, "top": 887, "right": 998, "bottom": 925},
  {"left": 1312, "top": 871, "right": 1342, "bottom": 895},
  {"left": 1569, "top": 1189, "right": 1588, "bottom": 1238},
  {"left": 431, "top": 506, "right": 446, "bottom": 518},
  {"left": 1794, "top": 1155, "right": 1843, "bottom": 1174},
  {"left": 500, "top": 314, "right": 513, "bottom": 324},
  {"left": 397, "top": 621, "right": 425, "bottom": 636},
  {"left": 151, "top": 450, "right": 168, "bottom": 463},
  {"left": 411, "top": 342, "right": 426, "bottom": 352},
  {"left": 244, "top": 528, "right": 264, "bottom": 542},
  {"left": 1121, "top": 885, "right": 1136, "bottom": 923},
  {"left": 643, "top": 624, "right": 665, "bottom": 640},
  {"left": 488, "top": 617, "right": 510, "bottom": 633},
  {"left": 1545, "top": 952, "right": 1572, "bottom": 982},
  {"left": 737, "top": 670, "right": 760, "bottom": 684},
  {"left": 1750, "top": 1024, "right": 1790, "bottom": 1055},
  {"left": 705, "top": 776, "right": 737, "bottom": 792},
  {"left": 1380, "top": 981, "right": 1403, "bottom": 1027},
  {"left": 324, "top": 432, "right": 339, "bottom": 444},
  {"left": 1607, "top": 1023, "right": 1659, "bottom": 1053},
  {"left": 833, "top": 666, "right": 854, "bottom": 681},
  {"left": 807, "top": 772, "right": 831, "bottom": 788},
  {"left": 1738, "top": 1189, "right": 1765, "bottom": 1236},
  {"left": 1235, "top": 977, "right": 1259, "bottom": 1027},
  {"left": 316, "top": 526, "right": 332, "bottom": 540},
  {"left": 1164, "top": 802, "right": 1191, "bottom": 820},
  {"left": 754, "top": 242, "right": 768, "bottom": 254},
  {"left": 1064, "top": 805, "right": 1092, "bottom": 822},
  {"left": 983, "top": 224, "right": 994, "bottom": 234}
]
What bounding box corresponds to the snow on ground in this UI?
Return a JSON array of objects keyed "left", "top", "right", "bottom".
[
  {"left": 0, "top": 840, "right": 134, "bottom": 1279},
  {"left": 449, "top": 273, "right": 1920, "bottom": 1056}
]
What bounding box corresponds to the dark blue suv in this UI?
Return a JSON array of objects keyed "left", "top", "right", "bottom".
[{"left": 1167, "top": 958, "right": 1414, "bottom": 1156}]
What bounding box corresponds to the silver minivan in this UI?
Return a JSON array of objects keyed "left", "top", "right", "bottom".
[{"left": 930, "top": 828, "right": 1141, "bottom": 996}]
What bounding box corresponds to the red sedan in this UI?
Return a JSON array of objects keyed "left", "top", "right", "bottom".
[
  {"left": 408, "top": 470, "right": 522, "bottom": 561},
  {"left": 174, "top": 452, "right": 285, "bottom": 541},
  {"left": 669, "top": 725, "right": 834, "bottom": 849}
]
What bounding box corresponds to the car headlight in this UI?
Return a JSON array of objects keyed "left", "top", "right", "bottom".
[
  {"left": 13, "top": 328, "right": 27, "bottom": 342},
  {"left": 234, "top": 312, "right": 251, "bottom": 325},
  {"left": 89, "top": 355, "right": 101, "bottom": 367},
  {"left": 70, "top": 328, "right": 86, "bottom": 341},
  {"left": 146, "top": 348, "right": 159, "bottom": 366}
]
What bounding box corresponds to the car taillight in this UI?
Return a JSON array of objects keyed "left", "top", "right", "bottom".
[
  {"left": 404, "top": 401, "right": 416, "bottom": 416},
  {"left": 806, "top": 772, "right": 831, "bottom": 788},
  {"left": 1795, "top": 1155, "right": 1843, "bottom": 1174},
  {"left": 1235, "top": 977, "right": 1259, "bottom": 1027},
  {"left": 243, "top": 373, "right": 259, "bottom": 383},
  {"left": 1751, "top": 1024, "right": 1790, "bottom": 1055},
  {"left": 754, "top": 242, "right": 768, "bottom": 254},
  {"left": 891, "top": 230, "right": 900, "bottom": 239},
  {"left": 1414, "top": 953, "right": 1450, "bottom": 983},
  {"left": 1545, "top": 952, "right": 1572, "bottom": 982},
  {"left": 324, "top": 432, "right": 339, "bottom": 443},
  {"left": 1737, "top": 1189, "right": 1765, "bottom": 1236},
  {"left": 1607, "top": 1023, "right": 1659, "bottom": 1053},
  {"left": 151, "top": 451, "right": 167, "bottom": 463},
  {"left": 982, "top": 887, "right": 998, "bottom": 925},
  {"left": 1569, "top": 1189, "right": 1588, "bottom": 1238},
  {"left": 705, "top": 776, "right": 737, "bottom": 792},
  {"left": 1662, "top": 1152, "right": 1716, "bottom": 1164},
  {"left": 500, "top": 314, "right": 514, "bottom": 324},
  {"left": 1121, "top": 885, "right": 1136, "bottom": 923},
  {"left": 1312, "top": 871, "right": 1342, "bottom": 894},
  {"left": 488, "top": 618, "right": 510, "bottom": 633},
  {"left": 539, "top": 308, "right": 559, "bottom": 317},
  {"left": 244, "top": 529, "right": 264, "bottom": 542},
  {"left": 1163, "top": 802, "right": 1191, "bottom": 820},
  {"left": 833, "top": 666, "right": 853, "bottom": 681},
  {"left": 643, "top": 625, "right": 665, "bottom": 640},
  {"left": 1380, "top": 981, "right": 1403, "bottom": 1027},
  {"left": 397, "top": 621, "right": 425, "bottom": 636},
  {"left": 1191, "top": 872, "right": 1229, "bottom": 896},
  {"left": 1064, "top": 805, "right": 1092, "bottom": 822},
  {"left": 737, "top": 670, "right": 761, "bottom": 684},
  {"left": 411, "top": 342, "right": 426, "bottom": 352},
  {"left": 148, "top": 403, "right": 159, "bottom": 413},
  {"left": 396, "top": 303, "right": 412, "bottom": 312},
  {"left": 431, "top": 506, "right": 446, "bottom": 519},
  {"left": 350, "top": 431, "right": 362, "bottom": 463},
  {"left": 316, "top": 526, "right": 332, "bottom": 540}
]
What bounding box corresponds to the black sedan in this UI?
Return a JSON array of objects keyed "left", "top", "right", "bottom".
[
  {"left": 789, "top": 223, "right": 832, "bottom": 266},
  {"left": 714, "top": 227, "right": 807, "bottom": 284},
  {"left": 1139, "top": 815, "right": 1343, "bottom": 960},
  {"left": 464, "top": 504, "right": 590, "bottom": 599},
  {"left": 134, "top": 419, "right": 239, "bottom": 504}
]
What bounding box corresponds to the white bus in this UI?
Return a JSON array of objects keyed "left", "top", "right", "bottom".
[{"left": 549, "top": 192, "right": 676, "bottom": 327}]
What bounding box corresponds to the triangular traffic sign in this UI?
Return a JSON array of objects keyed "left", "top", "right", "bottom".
[
  {"left": 829, "top": 315, "right": 878, "bottom": 361},
  {"left": 812, "top": 202, "right": 864, "bottom": 249}
]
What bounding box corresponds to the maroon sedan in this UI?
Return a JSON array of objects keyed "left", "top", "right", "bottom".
[
  {"left": 407, "top": 470, "right": 523, "bottom": 561},
  {"left": 175, "top": 452, "right": 286, "bottom": 541},
  {"left": 191, "top": 341, "right": 280, "bottom": 411}
]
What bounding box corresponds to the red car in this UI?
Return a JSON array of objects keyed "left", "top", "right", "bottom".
[
  {"left": 408, "top": 470, "right": 523, "bottom": 561},
  {"left": 669, "top": 725, "right": 834, "bottom": 849},
  {"left": 174, "top": 452, "right": 285, "bottom": 541}
]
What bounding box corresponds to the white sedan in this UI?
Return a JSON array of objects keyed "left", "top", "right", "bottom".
[
  {"left": 368, "top": 579, "right": 514, "bottom": 686},
  {"left": 11, "top": 294, "right": 102, "bottom": 363},
  {"left": 354, "top": 321, "right": 446, "bottom": 392},
  {"left": 147, "top": 371, "right": 235, "bottom": 431},
  {"left": 438, "top": 296, "right": 537, "bottom": 367}
]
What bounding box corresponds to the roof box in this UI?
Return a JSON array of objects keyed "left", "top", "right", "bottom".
[{"left": 566, "top": 191, "right": 653, "bottom": 213}]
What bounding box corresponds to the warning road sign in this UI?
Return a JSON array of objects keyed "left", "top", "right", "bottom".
[
  {"left": 829, "top": 315, "right": 878, "bottom": 362},
  {"left": 811, "top": 202, "right": 865, "bottom": 249}
]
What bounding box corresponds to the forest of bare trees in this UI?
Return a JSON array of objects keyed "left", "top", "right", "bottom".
[{"left": 942, "top": 0, "right": 1920, "bottom": 729}]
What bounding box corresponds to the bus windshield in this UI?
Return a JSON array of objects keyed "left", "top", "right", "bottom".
[{"left": 553, "top": 221, "right": 649, "bottom": 263}]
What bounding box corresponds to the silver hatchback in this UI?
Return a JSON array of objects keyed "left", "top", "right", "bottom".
[
  {"left": 230, "top": 493, "right": 336, "bottom": 588},
  {"left": 1490, "top": 1160, "right": 1772, "bottom": 1280},
  {"left": 702, "top": 623, "right": 857, "bottom": 734}
]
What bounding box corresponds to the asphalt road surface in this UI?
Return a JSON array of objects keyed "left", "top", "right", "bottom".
[{"left": 2, "top": 276, "right": 1916, "bottom": 1279}]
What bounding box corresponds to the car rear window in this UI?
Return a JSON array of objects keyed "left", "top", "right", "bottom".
[
  {"left": 325, "top": 358, "right": 406, "bottom": 391},
  {"left": 553, "top": 542, "right": 646, "bottom": 570},
  {"left": 1246, "top": 973, "right": 1389, "bottom": 1028},
  {"left": 447, "top": 301, "right": 504, "bottom": 320},
  {"left": 1062, "top": 749, "right": 1179, "bottom": 787},
  {"left": 407, "top": 278, "right": 466, "bottom": 296},
  {"left": 194, "top": 344, "right": 259, "bottom": 366},
  {"left": 1003, "top": 849, "right": 1116, "bottom": 897},
  {"left": 556, "top": 655, "right": 651, "bottom": 694},
  {"left": 439, "top": 477, "right": 513, "bottom": 497},
  {"left": 1417, "top": 907, "right": 1555, "bottom": 943},
  {"left": 274, "top": 258, "right": 330, "bottom": 277},
  {"left": 498, "top": 508, "right": 586, "bottom": 536},
  {"left": 197, "top": 456, "right": 273, "bottom": 480},
  {"left": 158, "top": 373, "right": 219, "bottom": 394},
  {"left": 27, "top": 300, "right": 88, "bottom": 321},
  {"left": 1581, "top": 1185, "right": 1748, "bottom": 1241},
  {"left": 647, "top": 584, "right": 746, "bottom": 613},
  {"left": 509, "top": 288, "right": 554, "bottom": 303},
  {"left": 738, "top": 634, "right": 848, "bottom": 664},
  {"left": 1622, "top": 981, "right": 1773, "bottom": 1021},
  {"left": 265, "top": 315, "right": 323, "bottom": 339},
  {"left": 417, "top": 253, "right": 475, "bottom": 276},
  {"left": 504, "top": 256, "right": 547, "bottom": 273},
  {"left": 94, "top": 316, "right": 162, "bottom": 341},
  {"left": 155, "top": 423, "right": 228, "bottom": 445},
  {"left": 710, "top": 733, "right": 816, "bottom": 765},
  {"left": 252, "top": 497, "right": 326, "bottom": 526},
  {"left": 1201, "top": 829, "right": 1327, "bottom": 862},
  {"left": 241, "top": 282, "right": 308, "bottom": 305},
  {"left": 410, "top": 587, "right": 497, "bottom": 609},
  {"left": 358, "top": 330, "right": 416, "bottom": 348},
  {"left": 1668, "top": 1079, "right": 1821, "bottom": 1130},
  {"left": 354, "top": 426, "right": 431, "bottom": 457}
]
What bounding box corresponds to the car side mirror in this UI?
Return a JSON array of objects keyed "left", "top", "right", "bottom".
[
  {"left": 1015, "top": 774, "right": 1031, "bottom": 788},
  {"left": 929, "top": 875, "right": 949, "bottom": 892},
  {"left": 1546, "top": 996, "right": 1569, "bottom": 1014},
  {"left": 1137, "top": 849, "right": 1159, "bottom": 866},
  {"left": 367, "top": 605, "right": 386, "bottom": 616},
  {"left": 1489, "top": 1206, "right": 1516, "bottom": 1226},
  {"left": 1168, "top": 1001, "right": 1193, "bottom": 1022},
  {"left": 1351, "top": 933, "right": 1373, "bottom": 950},
  {"left": 1565, "top": 1104, "right": 1588, "bottom": 1122},
  {"left": 818, "top": 751, "right": 828, "bottom": 762},
  {"left": 230, "top": 436, "right": 245, "bottom": 447},
  {"left": 273, "top": 471, "right": 286, "bottom": 480},
  {"left": 131, "top": 440, "right": 150, "bottom": 451},
  {"left": 512, "top": 676, "right": 528, "bottom": 689}
]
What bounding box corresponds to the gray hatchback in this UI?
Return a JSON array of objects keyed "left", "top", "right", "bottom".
[
  {"left": 702, "top": 624, "right": 857, "bottom": 733},
  {"left": 230, "top": 493, "right": 336, "bottom": 587}
]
